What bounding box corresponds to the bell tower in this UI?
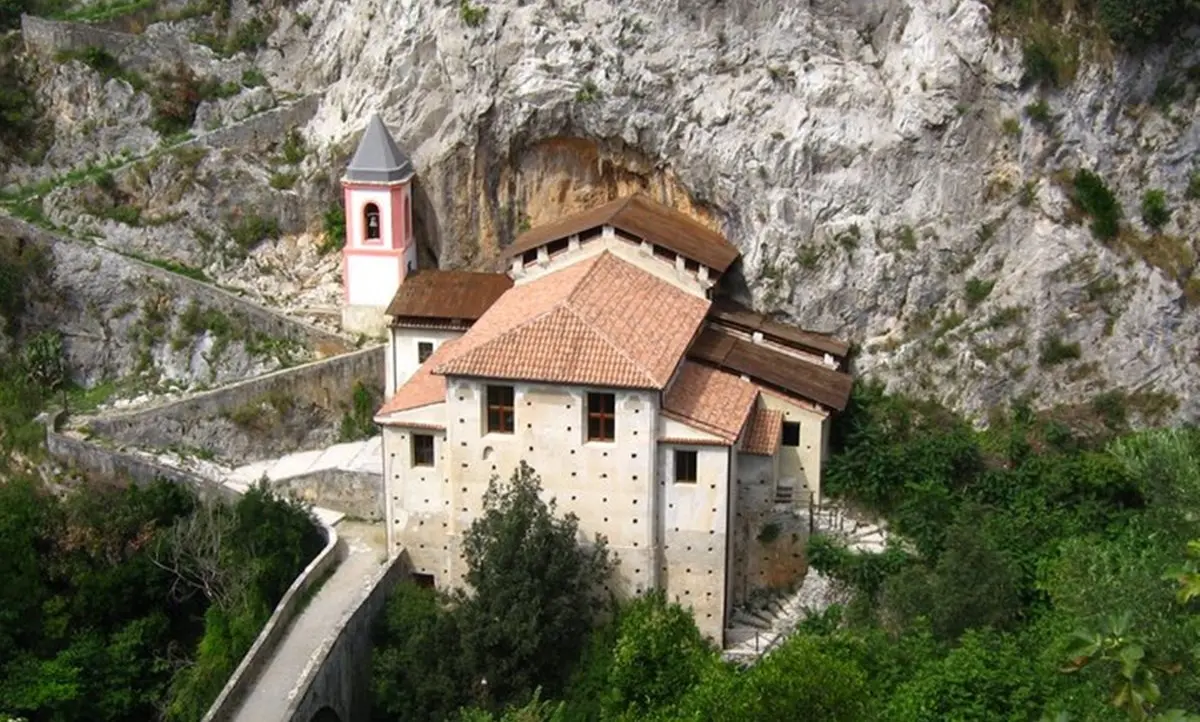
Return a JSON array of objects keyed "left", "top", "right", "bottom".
[{"left": 340, "top": 113, "right": 417, "bottom": 336}]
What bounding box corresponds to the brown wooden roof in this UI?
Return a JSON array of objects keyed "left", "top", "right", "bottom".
[
  {"left": 708, "top": 297, "right": 850, "bottom": 359},
  {"left": 688, "top": 327, "right": 852, "bottom": 411},
  {"left": 385, "top": 270, "right": 513, "bottom": 322},
  {"left": 505, "top": 194, "right": 741, "bottom": 272}
]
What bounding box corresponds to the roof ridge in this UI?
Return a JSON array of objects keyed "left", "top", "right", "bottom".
[{"left": 560, "top": 302, "right": 659, "bottom": 387}]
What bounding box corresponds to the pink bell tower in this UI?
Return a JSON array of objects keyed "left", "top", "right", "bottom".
[{"left": 340, "top": 113, "right": 418, "bottom": 336}]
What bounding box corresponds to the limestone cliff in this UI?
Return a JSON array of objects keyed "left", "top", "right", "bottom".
[{"left": 7, "top": 0, "right": 1200, "bottom": 423}]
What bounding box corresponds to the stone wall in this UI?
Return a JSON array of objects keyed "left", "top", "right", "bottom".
[
  {"left": 203, "top": 522, "right": 344, "bottom": 722},
  {"left": 20, "top": 14, "right": 215, "bottom": 74},
  {"left": 276, "top": 469, "right": 383, "bottom": 522},
  {"left": 184, "top": 94, "right": 323, "bottom": 154},
  {"left": 45, "top": 429, "right": 237, "bottom": 503},
  {"left": 87, "top": 345, "right": 385, "bottom": 464},
  {"left": 0, "top": 215, "right": 351, "bottom": 356},
  {"left": 284, "top": 550, "right": 413, "bottom": 722}
]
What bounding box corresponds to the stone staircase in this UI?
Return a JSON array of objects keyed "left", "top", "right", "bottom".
[{"left": 721, "top": 504, "right": 890, "bottom": 665}]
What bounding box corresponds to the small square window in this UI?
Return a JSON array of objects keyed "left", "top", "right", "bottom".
[
  {"left": 586, "top": 392, "right": 615, "bottom": 441},
  {"left": 674, "top": 450, "right": 697, "bottom": 483},
  {"left": 486, "top": 385, "right": 515, "bottom": 433},
  {"left": 417, "top": 341, "right": 434, "bottom": 363},
  {"left": 782, "top": 421, "right": 801, "bottom": 447},
  {"left": 412, "top": 434, "right": 435, "bottom": 467}
]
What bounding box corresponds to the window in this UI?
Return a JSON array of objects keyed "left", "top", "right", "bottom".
[
  {"left": 782, "top": 421, "right": 801, "bottom": 447},
  {"left": 417, "top": 341, "right": 433, "bottom": 363},
  {"left": 411, "top": 572, "right": 435, "bottom": 588},
  {"left": 586, "top": 392, "right": 616, "bottom": 441},
  {"left": 364, "top": 203, "right": 381, "bottom": 240},
  {"left": 674, "top": 450, "right": 697, "bottom": 483},
  {"left": 412, "top": 434, "right": 434, "bottom": 467},
  {"left": 486, "top": 385, "right": 515, "bottom": 433}
]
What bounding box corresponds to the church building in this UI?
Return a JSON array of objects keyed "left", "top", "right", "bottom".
[{"left": 342, "top": 116, "right": 852, "bottom": 644}]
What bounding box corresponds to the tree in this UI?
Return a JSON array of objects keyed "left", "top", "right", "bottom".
[
  {"left": 455, "top": 462, "right": 613, "bottom": 709},
  {"left": 21, "top": 330, "right": 65, "bottom": 393}
]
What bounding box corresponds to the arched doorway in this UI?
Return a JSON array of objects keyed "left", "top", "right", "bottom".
[
  {"left": 310, "top": 705, "right": 343, "bottom": 722},
  {"left": 364, "top": 203, "right": 381, "bottom": 240}
]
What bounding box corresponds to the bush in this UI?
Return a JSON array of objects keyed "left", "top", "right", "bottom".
[
  {"left": 1188, "top": 170, "right": 1200, "bottom": 201},
  {"left": 269, "top": 171, "right": 297, "bottom": 190},
  {"left": 459, "top": 0, "right": 487, "bottom": 27},
  {"left": 280, "top": 128, "right": 306, "bottom": 164},
  {"left": 1141, "top": 188, "right": 1170, "bottom": 230},
  {"left": 1023, "top": 98, "right": 1052, "bottom": 127},
  {"left": 0, "top": 41, "right": 40, "bottom": 147},
  {"left": 1072, "top": 169, "right": 1121, "bottom": 241},
  {"left": 240, "top": 67, "right": 266, "bottom": 88},
  {"left": 226, "top": 16, "right": 270, "bottom": 56},
  {"left": 964, "top": 278, "right": 995, "bottom": 307},
  {"left": 1038, "top": 334, "right": 1081, "bottom": 367},
  {"left": 337, "top": 381, "right": 377, "bottom": 442},
  {"left": 226, "top": 214, "right": 280, "bottom": 255},
  {"left": 318, "top": 205, "right": 345, "bottom": 255}
]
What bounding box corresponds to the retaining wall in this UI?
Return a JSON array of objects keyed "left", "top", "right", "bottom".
[
  {"left": 276, "top": 468, "right": 384, "bottom": 522},
  {"left": 20, "top": 14, "right": 216, "bottom": 73},
  {"left": 184, "top": 94, "right": 323, "bottom": 154},
  {"left": 45, "top": 429, "right": 238, "bottom": 503},
  {"left": 203, "top": 522, "right": 345, "bottom": 722},
  {"left": 0, "top": 215, "right": 351, "bottom": 355},
  {"left": 284, "top": 550, "right": 413, "bottom": 722},
  {"left": 87, "top": 345, "right": 386, "bottom": 464}
]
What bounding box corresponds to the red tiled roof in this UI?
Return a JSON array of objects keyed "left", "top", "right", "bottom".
[
  {"left": 740, "top": 407, "right": 783, "bottom": 456},
  {"left": 434, "top": 252, "right": 710, "bottom": 389},
  {"left": 661, "top": 362, "right": 758, "bottom": 443},
  {"left": 376, "top": 339, "right": 461, "bottom": 416}
]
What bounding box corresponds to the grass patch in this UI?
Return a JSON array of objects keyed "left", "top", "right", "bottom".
[
  {"left": 63, "top": 379, "right": 120, "bottom": 414},
  {"left": 1023, "top": 98, "right": 1053, "bottom": 128},
  {"left": 280, "top": 128, "right": 306, "bottom": 164},
  {"left": 986, "top": 305, "right": 1026, "bottom": 329},
  {"left": 241, "top": 67, "right": 267, "bottom": 88},
  {"left": 52, "top": 0, "right": 157, "bottom": 23},
  {"left": 575, "top": 78, "right": 600, "bottom": 103}
]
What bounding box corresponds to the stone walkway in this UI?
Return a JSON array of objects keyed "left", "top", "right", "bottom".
[
  {"left": 722, "top": 505, "right": 889, "bottom": 664},
  {"left": 228, "top": 437, "right": 382, "bottom": 486},
  {"left": 229, "top": 522, "right": 388, "bottom": 722}
]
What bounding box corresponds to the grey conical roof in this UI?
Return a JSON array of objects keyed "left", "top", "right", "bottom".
[{"left": 345, "top": 114, "right": 414, "bottom": 183}]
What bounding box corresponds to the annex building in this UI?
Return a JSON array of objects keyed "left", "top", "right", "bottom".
[{"left": 340, "top": 116, "right": 852, "bottom": 644}]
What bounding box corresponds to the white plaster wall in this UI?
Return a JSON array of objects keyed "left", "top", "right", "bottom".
[
  {"left": 382, "top": 424, "right": 448, "bottom": 578},
  {"left": 658, "top": 415, "right": 724, "bottom": 443},
  {"left": 438, "top": 380, "right": 659, "bottom": 598},
  {"left": 346, "top": 255, "right": 402, "bottom": 307},
  {"left": 759, "top": 392, "right": 830, "bottom": 501},
  {"left": 730, "top": 452, "right": 776, "bottom": 604},
  {"left": 656, "top": 442, "right": 731, "bottom": 641},
  {"left": 346, "top": 186, "right": 396, "bottom": 248},
  {"left": 512, "top": 230, "right": 712, "bottom": 299},
  {"left": 386, "top": 327, "right": 463, "bottom": 396}
]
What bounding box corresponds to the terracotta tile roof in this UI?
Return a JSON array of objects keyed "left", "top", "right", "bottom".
[
  {"left": 661, "top": 361, "right": 758, "bottom": 443},
  {"left": 688, "top": 327, "right": 853, "bottom": 411},
  {"left": 741, "top": 407, "right": 783, "bottom": 456},
  {"left": 385, "top": 270, "right": 513, "bottom": 322},
  {"left": 376, "top": 339, "right": 460, "bottom": 416},
  {"left": 434, "top": 252, "right": 709, "bottom": 389},
  {"left": 505, "top": 194, "right": 741, "bottom": 272},
  {"left": 708, "top": 296, "right": 850, "bottom": 359}
]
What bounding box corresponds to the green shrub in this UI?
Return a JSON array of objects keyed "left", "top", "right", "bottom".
[
  {"left": 226, "top": 16, "right": 270, "bottom": 55},
  {"left": 1000, "top": 117, "right": 1021, "bottom": 137},
  {"left": 1038, "top": 334, "right": 1081, "bottom": 367},
  {"left": 337, "top": 381, "right": 377, "bottom": 442},
  {"left": 1072, "top": 168, "right": 1121, "bottom": 241},
  {"left": 1140, "top": 188, "right": 1170, "bottom": 230},
  {"left": 1187, "top": 170, "right": 1200, "bottom": 200},
  {"left": 240, "top": 67, "right": 267, "bottom": 88},
  {"left": 1023, "top": 98, "right": 1052, "bottom": 127},
  {"left": 964, "top": 278, "right": 995, "bottom": 307},
  {"left": 458, "top": 0, "right": 487, "bottom": 27},
  {"left": 280, "top": 128, "right": 306, "bottom": 164},
  {"left": 0, "top": 39, "right": 41, "bottom": 147},
  {"left": 226, "top": 214, "right": 280, "bottom": 255},
  {"left": 575, "top": 78, "right": 600, "bottom": 103},
  {"left": 269, "top": 171, "right": 297, "bottom": 190},
  {"left": 318, "top": 205, "right": 345, "bottom": 255}
]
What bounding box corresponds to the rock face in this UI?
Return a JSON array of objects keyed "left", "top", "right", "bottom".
[{"left": 10, "top": 0, "right": 1200, "bottom": 422}]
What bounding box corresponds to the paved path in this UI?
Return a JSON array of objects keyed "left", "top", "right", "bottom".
[
  {"left": 230, "top": 521, "right": 388, "bottom": 722},
  {"left": 229, "top": 437, "right": 382, "bottom": 486}
]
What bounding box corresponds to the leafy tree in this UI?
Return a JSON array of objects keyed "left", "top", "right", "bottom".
[{"left": 455, "top": 462, "right": 613, "bottom": 708}]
